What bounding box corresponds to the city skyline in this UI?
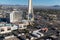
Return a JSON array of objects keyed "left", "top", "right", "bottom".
[{"left": 0, "top": 0, "right": 60, "bottom": 6}]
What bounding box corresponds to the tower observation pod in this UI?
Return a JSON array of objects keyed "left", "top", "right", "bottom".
[{"left": 28, "top": 0, "right": 34, "bottom": 22}]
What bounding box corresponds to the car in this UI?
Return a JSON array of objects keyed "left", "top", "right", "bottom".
[
  {"left": 33, "top": 33, "right": 41, "bottom": 38},
  {"left": 37, "top": 32, "right": 44, "bottom": 37},
  {"left": 35, "top": 25, "right": 42, "bottom": 29}
]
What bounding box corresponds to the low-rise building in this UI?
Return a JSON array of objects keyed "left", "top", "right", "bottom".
[
  {"left": 18, "top": 20, "right": 29, "bottom": 29},
  {"left": 0, "top": 23, "right": 18, "bottom": 34}
]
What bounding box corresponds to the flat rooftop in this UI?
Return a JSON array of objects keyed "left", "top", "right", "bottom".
[{"left": 3, "top": 36, "right": 20, "bottom": 40}]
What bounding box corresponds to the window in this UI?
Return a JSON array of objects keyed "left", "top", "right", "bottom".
[
  {"left": 1, "top": 29, "right": 4, "bottom": 32},
  {"left": 0, "top": 24, "right": 4, "bottom": 27},
  {"left": 24, "top": 25, "right": 26, "bottom": 27},
  {"left": 5, "top": 24, "right": 11, "bottom": 26},
  {"left": 29, "top": 14, "right": 33, "bottom": 20},
  {"left": 7, "top": 28, "right": 11, "bottom": 30},
  {"left": 19, "top": 26, "right": 22, "bottom": 28}
]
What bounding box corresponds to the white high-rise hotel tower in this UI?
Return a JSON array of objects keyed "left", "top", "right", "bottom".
[{"left": 28, "top": 0, "right": 34, "bottom": 22}]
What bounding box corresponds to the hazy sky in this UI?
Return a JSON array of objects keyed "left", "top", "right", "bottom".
[{"left": 0, "top": 0, "right": 60, "bottom": 6}]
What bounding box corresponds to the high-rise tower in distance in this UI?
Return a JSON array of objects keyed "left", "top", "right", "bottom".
[{"left": 28, "top": 0, "right": 34, "bottom": 22}]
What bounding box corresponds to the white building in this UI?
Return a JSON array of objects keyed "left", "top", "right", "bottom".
[
  {"left": 32, "top": 29, "right": 44, "bottom": 39},
  {"left": 18, "top": 20, "right": 29, "bottom": 29},
  {"left": 0, "top": 23, "right": 18, "bottom": 34},
  {"left": 10, "top": 10, "right": 23, "bottom": 23}
]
